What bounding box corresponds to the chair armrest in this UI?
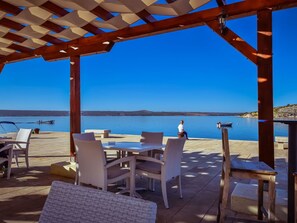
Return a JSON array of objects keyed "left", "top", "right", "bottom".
[
  {"left": 4, "top": 140, "right": 29, "bottom": 149},
  {"left": 105, "top": 156, "right": 135, "bottom": 168},
  {"left": 4, "top": 140, "right": 29, "bottom": 145},
  {"left": 135, "top": 155, "right": 164, "bottom": 165},
  {"left": 0, "top": 144, "right": 13, "bottom": 153}
]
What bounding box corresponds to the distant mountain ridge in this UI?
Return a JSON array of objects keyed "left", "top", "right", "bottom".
[
  {"left": 0, "top": 110, "right": 69, "bottom": 116},
  {"left": 241, "top": 104, "right": 297, "bottom": 118},
  {"left": 0, "top": 110, "right": 242, "bottom": 116}
]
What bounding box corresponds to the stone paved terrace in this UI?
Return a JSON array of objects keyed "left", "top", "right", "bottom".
[{"left": 0, "top": 132, "right": 288, "bottom": 222}]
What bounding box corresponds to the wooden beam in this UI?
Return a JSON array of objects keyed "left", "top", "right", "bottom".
[
  {"left": 0, "top": 18, "right": 24, "bottom": 31},
  {"left": 0, "top": 1, "right": 21, "bottom": 15},
  {"left": 41, "top": 21, "right": 65, "bottom": 33},
  {"left": 0, "top": 63, "right": 5, "bottom": 74},
  {"left": 70, "top": 55, "right": 81, "bottom": 156},
  {"left": 91, "top": 6, "right": 114, "bottom": 21},
  {"left": 1, "top": 0, "right": 297, "bottom": 63},
  {"left": 8, "top": 44, "right": 32, "bottom": 53},
  {"left": 206, "top": 20, "right": 258, "bottom": 64},
  {"left": 257, "top": 9, "right": 274, "bottom": 169},
  {"left": 40, "top": 35, "right": 64, "bottom": 45},
  {"left": 216, "top": 0, "right": 226, "bottom": 7},
  {"left": 40, "top": 1, "right": 68, "bottom": 16},
  {"left": 136, "top": 10, "right": 157, "bottom": 23},
  {"left": 31, "top": 0, "right": 297, "bottom": 61},
  {"left": 2, "top": 32, "right": 27, "bottom": 43},
  {"left": 81, "top": 23, "right": 105, "bottom": 35},
  {"left": 40, "top": 2, "right": 103, "bottom": 35},
  {"left": 42, "top": 42, "right": 114, "bottom": 61}
]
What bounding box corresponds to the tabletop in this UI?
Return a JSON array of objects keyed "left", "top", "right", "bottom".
[{"left": 102, "top": 142, "right": 165, "bottom": 153}]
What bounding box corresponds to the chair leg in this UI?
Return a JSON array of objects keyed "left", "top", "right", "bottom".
[
  {"left": 219, "top": 173, "right": 229, "bottom": 223},
  {"left": 268, "top": 177, "right": 276, "bottom": 222},
  {"left": 258, "top": 180, "right": 264, "bottom": 220},
  {"left": 25, "top": 152, "right": 29, "bottom": 169},
  {"left": 6, "top": 148, "right": 13, "bottom": 179},
  {"left": 129, "top": 158, "right": 135, "bottom": 197},
  {"left": 177, "top": 175, "right": 183, "bottom": 199},
  {"left": 161, "top": 180, "right": 169, "bottom": 208},
  {"left": 74, "top": 166, "right": 79, "bottom": 185},
  {"left": 217, "top": 169, "right": 225, "bottom": 222},
  {"left": 15, "top": 154, "right": 19, "bottom": 167}
]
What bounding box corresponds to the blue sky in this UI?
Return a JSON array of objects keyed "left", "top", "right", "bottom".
[{"left": 0, "top": 6, "right": 296, "bottom": 113}]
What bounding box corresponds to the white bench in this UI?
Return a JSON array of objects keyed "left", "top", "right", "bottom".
[
  {"left": 275, "top": 136, "right": 288, "bottom": 149},
  {"left": 84, "top": 129, "right": 111, "bottom": 138}
]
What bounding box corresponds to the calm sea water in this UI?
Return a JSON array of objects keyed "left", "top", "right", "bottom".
[{"left": 0, "top": 116, "right": 289, "bottom": 141}]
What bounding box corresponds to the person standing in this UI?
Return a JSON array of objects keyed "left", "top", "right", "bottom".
[{"left": 178, "top": 120, "right": 189, "bottom": 139}]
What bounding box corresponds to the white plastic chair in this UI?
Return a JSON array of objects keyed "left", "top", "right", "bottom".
[
  {"left": 13, "top": 128, "right": 32, "bottom": 169},
  {"left": 0, "top": 144, "right": 13, "bottom": 179},
  {"left": 139, "top": 131, "right": 164, "bottom": 190},
  {"left": 72, "top": 133, "right": 96, "bottom": 184},
  {"left": 140, "top": 131, "right": 164, "bottom": 144},
  {"left": 73, "top": 132, "right": 95, "bottom": 142},
  {"left": 136, "top": 138, "right": 186, "bottom": 208},
  {"left": 74, "top": 139, "right": 136, "bottom": 196}
]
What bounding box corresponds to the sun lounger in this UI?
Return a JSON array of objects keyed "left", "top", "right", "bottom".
[
  {"left": 275, "top": 136, "right": 288, "bottom": 149},
  {"left": 84, "top": 129, "right": 111, "bottom": 138}
]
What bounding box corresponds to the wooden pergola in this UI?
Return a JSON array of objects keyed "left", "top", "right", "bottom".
[{"left": 0, "top": 0, "right": 296, "bottom": 219}]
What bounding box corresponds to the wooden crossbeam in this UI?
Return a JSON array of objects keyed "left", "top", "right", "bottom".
[
  {"left": 41, "top": 21, "right": 65, "bottom": 33},
  {"left": 91, "top": 6, "right": 114, "bottom": 21},
  {"left": 206, "top": 20, "right": 258, "bottom": 64},
  {"left": 216, "top": 0, "right": 226, "bottom": 7},
  {"left": 3, "top": 32, "right": 27, "bottom": 43},
  {"left": 0, "top": 1, "right": 22, "bottom": 15},
  {"left": 40, "top": 1, "right": 68, "bottom": 16},
  {"left": 40, "top": 1, "right": 104, "bottom": 35},
  {"left": 81, "top": 24, "right": 104, "bottom": 35},
  {"left": 0, "top": 0, "right": 296, "bottom": 63},
  {"left": 40, "top": 35, "right": 64, "bottom": 45},
  {"left": 0, "top": 1, "right": 65, "bottom": 33},
  {"left": 42, "top": 42, "right": 115, "bottom": 61},
  {"left": 137, "top": 10, "right": 157, "bottom": 23},
  {"left": 8, "top": 44, "right": 32, "bottom": 53},
  {"left": 0, "top": 18, "right": 24, "bottom": 31}
]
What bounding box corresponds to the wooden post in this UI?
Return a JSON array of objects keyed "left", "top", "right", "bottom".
[
  {"left": 257, "top": 9, "right": 274, "bottom": 168},
  {"left": 70, "top": 56, "right": 81, "bottom": 156},
  {"left": 0, "top": 63, "right": 5, "bottom": 73}
]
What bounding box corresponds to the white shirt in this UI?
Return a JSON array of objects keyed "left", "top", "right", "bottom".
[{"left": 178, "top": 124, "right": 184, "bottom": 133}]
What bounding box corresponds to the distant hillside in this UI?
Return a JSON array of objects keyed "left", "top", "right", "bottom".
[
  {"left": 0, "top": 110, "right": 242, "bottom": 117},
  {"left": 82, "top": 110, "right": 242, "bottom": 116},
  {"left": 241, "top": 104, "right": 297, "bottom": 118},
  {"left": 0, "top": 110, "right": 69, "bottom": 116}
]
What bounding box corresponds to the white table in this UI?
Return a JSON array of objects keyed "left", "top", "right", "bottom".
[{"left": 103, "top": 142, "right": 165, "bottom": 153}]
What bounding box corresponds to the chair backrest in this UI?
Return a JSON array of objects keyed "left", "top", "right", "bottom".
[
  {"left": 162, "top": 138, "right": 186, "bottom": 180},
  {"left": 221, "top": 128, "right": 231, "bottom": 175},
  {"left": 74, "top": 139, "right": 107, "bottom": 188},
  {"left": 73, "top": 132, "right": 95, "bottom": 142},
  {"left": 15, "top": 128, "right": 32, "bottom": 149},
  {"left": 72, "top": 132, "right": 96, "bottom": 154},
  {"left": 140, "top": 132, "right": 163, "bottom": 144},
  {"left": 39, "top": 181, "right": 157, "bottom": 223}
]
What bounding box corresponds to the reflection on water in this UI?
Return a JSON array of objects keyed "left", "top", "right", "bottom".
[{"left": 0, "top": 116, "right": 289, "bottom": 141}]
